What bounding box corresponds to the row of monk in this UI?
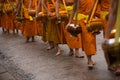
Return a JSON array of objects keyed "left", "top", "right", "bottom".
[{"left": 1, "top": 0, "right": 120, "bottom": 76}]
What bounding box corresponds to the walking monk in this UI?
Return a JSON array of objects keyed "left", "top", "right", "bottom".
[
  {"left": 22, "top": 0, "right": 38, "bottom": 42},
  {"left": 66, "top": 0, "right": 101, "bottom": 69},
  {"left": 2, "top": 0, "right": 16, "bottom": 34},
  {"left": 64, "top": 0, "right": 84, "bottom": 58},
  {"left": 42, "top": 0, "right": 67, "bottom": 55}
]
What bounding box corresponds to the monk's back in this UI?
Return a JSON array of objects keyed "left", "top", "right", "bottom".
[
  {"left": 100, "top": 0, "right": 111, "bottom": 11},
  {"left": 79, "top": 0, "right": 94, "bottom": 15}
]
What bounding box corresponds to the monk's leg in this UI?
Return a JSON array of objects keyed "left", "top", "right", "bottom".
[
  {"left": 13, "top": 29, "right": 15, "bottom": 34},
  {"left": 2, "top": 28, "right": 5, "bottom": 32},
  {"left": 26, "top": 37, "right": 30, "bottom": 43},
  {"left": 32, "top": 36, "right": 35, "bottom": 42},
  {"left": 7, "top": 29, "right": 9, "bottom": 34},
  {"left": 47, "top": 41, "right": 54, "bottom": 50},
  {"left": 16, "top": 29, "right": 19, "bottom": 34},
  {"left": 55, "top": 44, "right": 62, "bottom": 56},
  {"left": 87, "top": 55, "right": 95, "bottom": 69}
]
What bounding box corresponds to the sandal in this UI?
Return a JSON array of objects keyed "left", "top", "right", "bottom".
[
  {"left": 88, "top": 62, "right": 93, "bottom": 69},
  {"left": 55, "top": 51, "right": 61, "bottom": 56},
  {"left": 75, "top": 55, "right": 84, "bottom": 58},
  {"left": 75, "top": 53, "right": 84, "bottom": 58},
  {"left": 88, "top": 61, "right": 95, "bottom": 69},
  {"left": 47, "top": 46, "right": 54, "bottom": 50}
]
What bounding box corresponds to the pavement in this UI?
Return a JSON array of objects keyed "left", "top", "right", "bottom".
[
  {"left": 0, "top": 29, "right": 120, "bottom": 80},
  {"left": 0, "top": 63, "right": 16, "bottom": 80}
]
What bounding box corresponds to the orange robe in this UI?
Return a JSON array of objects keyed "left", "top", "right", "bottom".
[
  {"left": 100, "top": 0, "right": 111, "bottom": 11},
  {"left": 80, "top": 20, "right": 96, "bottom": 55},
  {"left": 15, "top": 0, "right": 26, "bottom": 31},
  {"left": 0, "top": 0, "right": 5, "bottom": 28},
  {"left": 65, "top": 0, "right": 97, "bottom": 49},
  {"left": 22, "top": 0, "right": 38, "bottom": 37},
  {"left": 35, "top": 0, "right": 43, "bottom": 36},
  {"left": 1, "top": 14, "right": 7, "bottom": 29},
  {"left": 65, "top": 20, "right": 82, "bottom": 48},
  {"left": 6, "top": 14, "right": 14, "bottom": 30},
  {"left": 44, "top": 0, "right": 66, "bottom": 44},
  {"left": 35, "top": 21, "right": 43, "bottom": 36},
  {"left": 79, "top": 0, "right": 100, "bottom": 56},
  {"left": 1, "top": 0, "right": 9, "bottom": 30},
  {"left": 5, "top": 0, "right": 16, "bottom": 30}
]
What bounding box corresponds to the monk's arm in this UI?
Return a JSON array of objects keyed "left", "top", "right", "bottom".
[{"left": 104, "top": 0, "right": 118, "bottom": 39}]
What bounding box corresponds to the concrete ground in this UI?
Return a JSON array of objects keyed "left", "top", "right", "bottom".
[
  {"left": 0, "top": 63, "right": 16, "bottom": 80},
  {"left": 0, "top": 29, "right": 120, "bottom": 80}
]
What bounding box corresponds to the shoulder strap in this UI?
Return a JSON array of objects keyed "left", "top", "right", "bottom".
[
  {"left": 87, "top": 0, "right": 99, "bottom": 24},
  {"left": 74, "top": 0, "right": 80, "bottom": 25}
]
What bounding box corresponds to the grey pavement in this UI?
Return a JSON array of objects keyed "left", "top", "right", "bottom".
[
  {"left": 0, "top": 29, "right": 120, "bottom": 80},
  {"left": 0, "top": 64, "right": 16, "bottom": 80}
]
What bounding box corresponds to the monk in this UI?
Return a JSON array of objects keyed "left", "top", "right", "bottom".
[
  {"left": 53, "top": 0, "right": 68, "bottom": 55},
  {"left": 22, "top": 0, "right": 38, "bottom": 42},
  {"left": 35, "top": 0, "right": 43, "bottom": 36},
  {"left": 66, "top": 0, "right": 101, "bottom": 69},
  {"left": 42, "top": 0, "right": 65, "bottom": 55},
  {"left": 40, "top": 0, "right": 54, "bottom": 49},
  {"left": 64, "top": 0, "right": 84, "bottom": 58},
  {"left": 2, "top": 0, "right": 16, "bottom": 34}
]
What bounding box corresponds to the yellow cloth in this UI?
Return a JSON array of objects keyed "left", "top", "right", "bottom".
[
  {"left": 101, "top": 11, "right": 109, "bottom": 20},
  {"left": 29, "top": 16, "right": 33, "bottom": 21},
  {"left": 66, "top": 6, "right": 73, "bottom": 13},
  {"left": 73, "top": 13, "right": 88, "bottom": 22}
]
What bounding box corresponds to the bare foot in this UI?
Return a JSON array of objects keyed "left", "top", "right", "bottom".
[
  {"left": 56, "top": 50, "right": 61, "bottom": 56},
  {"left": 75, "top": 52, "right": 84, "bottom": 58},
  {"left": 88, "top": 60, "right": 95, "bottom": 69},
  {"left": 88, "top": 63, "right": 93, "bottom": 69},
  {"left": 47, "top": 46, "right": 54, "bottom": 50}
]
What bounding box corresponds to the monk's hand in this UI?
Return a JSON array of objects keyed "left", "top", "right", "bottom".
[{"left": 65, "top": 23, "right": 70, "bottom": 30}]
